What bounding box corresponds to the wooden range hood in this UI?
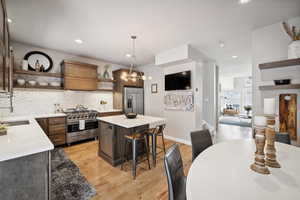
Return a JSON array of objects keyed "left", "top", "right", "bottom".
[{"left": 61, "top": 60, "right": 98, "bottom": 91}]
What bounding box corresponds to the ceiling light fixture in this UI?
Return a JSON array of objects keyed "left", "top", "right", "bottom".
[
  {"left": 7, "top": 18, "right": 12, "bottom": 23},
  {"left": 238, "top": 0, "right": 251, "bottom": 4},
  {"left": 74, "top": 39, "right": 83, "bottom": 44},
  {"left": 232, "top": 55, "right": 238, "bottom": 59},
  {"left": 121, "top": 36, "right": 150, "bottom": 82},
  {"left": 125, "top": 53, "right": 132, "bottom": 58}
]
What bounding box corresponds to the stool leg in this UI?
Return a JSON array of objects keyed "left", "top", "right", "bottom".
[
  {"left": 152, "top": 134, "right": 157, "bottom": 167},
  {"left": 132, "top": 139, "right": 137, "bottom": 179},
  {"left": 161, "top": 133, "right": 166, "bottom": 154},
  {"left": 144, "top": 136, "right": 151, "bottom": 170},
  {"left": 121, "top": 139, "right": 128, "bottom": 171}
]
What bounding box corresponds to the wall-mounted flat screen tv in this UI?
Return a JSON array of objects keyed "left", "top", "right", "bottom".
[{"left": 165, "top": 71, "right": 191, "bottom": 91}]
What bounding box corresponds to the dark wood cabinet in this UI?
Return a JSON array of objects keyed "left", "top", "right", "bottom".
[
  {"left": 36, "top": 116, "right": 66, "bottom": 146},
  {"left": 98, "top": 121, "right": 148, "bottom": 166},
  {"left": 113, "top": 69, "right": 144, "bottom": 110}
]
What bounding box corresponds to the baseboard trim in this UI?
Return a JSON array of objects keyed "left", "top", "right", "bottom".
[{"left": 164, "top": 135, "right": 191, "bottom": 146}]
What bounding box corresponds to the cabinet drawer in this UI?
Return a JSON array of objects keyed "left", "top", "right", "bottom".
[
  {"left": 49, "top": 134, "right": 66, "bottom": 146},
  {"left": 49, "top": 117, "right": 66, "bottom": 125},
  {"left": 48, "top": 124, "right": 66, "bottom": 136}
]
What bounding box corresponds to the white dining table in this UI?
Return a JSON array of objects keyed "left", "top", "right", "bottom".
[{"left": 186, "top": 139, "right": 300, "bottom": 200}]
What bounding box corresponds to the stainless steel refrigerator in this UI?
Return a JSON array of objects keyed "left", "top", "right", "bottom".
[{"left": 124, "top": 87, "right": 144, "bottom": 114}]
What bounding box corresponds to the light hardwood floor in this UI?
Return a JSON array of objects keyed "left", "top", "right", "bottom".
[
  {"left": 64, "top": 124, "right": 252, "bottom": 200},
  {"left": 64, "top": 139, "right": 192, "bottom": 200}
]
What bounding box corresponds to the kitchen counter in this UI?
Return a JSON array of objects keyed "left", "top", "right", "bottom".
[
  {"left": 97, "top": 114, "right": 166, "bottom": 166},
  {"left": 96, "top": 109, "right": 122, "bottom": 113},
  {"left": 0, "top": 113, "right": 65, "bottom": 162},
  {"left": 97, "top": 114, "right": 166, "bottom": 128}
]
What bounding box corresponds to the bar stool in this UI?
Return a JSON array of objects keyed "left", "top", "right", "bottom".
[
  {"left": 121, "top": 132, "right": 151, "bottom": 179},
  {"left": 147, "top": 124, "right": 166, "bottom": 167}
]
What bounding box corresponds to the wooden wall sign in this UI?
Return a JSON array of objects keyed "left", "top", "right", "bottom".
[{"left": 279, "top": 94, "right": 297, "bottom": 140}]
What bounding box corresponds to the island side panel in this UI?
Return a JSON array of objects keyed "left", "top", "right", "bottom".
[
  {"left": 98, "top": 121, "right": 148, "bottom": 166},
  {"left": 0, "top": 151, "right": 50, "bottom": 200}
]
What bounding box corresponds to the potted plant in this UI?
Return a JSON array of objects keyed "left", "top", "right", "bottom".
[
  {"left": 0, "top": 124, "right": 8, "bottom": 136},
  {"left": 282, "top": 22, "right": 300, "bottom": 59}
]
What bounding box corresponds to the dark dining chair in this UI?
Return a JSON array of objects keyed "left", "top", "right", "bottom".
[
  {"left": 190, "top": 129, "right": 213, "bottom": 161},
  {"left": 164, "top": 144, "right": 186, "bottom": 200},
  {"left": 275, "top": 132, "right": 291, "bottom": 145}
]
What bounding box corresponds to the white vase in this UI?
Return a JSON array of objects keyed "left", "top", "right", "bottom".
[
  {"left": 22, "top": 60, "right": 28, "bottom": 71},
  {"left": 288, "top": 40, "right": 300, "bottom": 59}
]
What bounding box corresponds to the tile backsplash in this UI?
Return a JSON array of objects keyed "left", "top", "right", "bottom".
[{"left": 0, "top": 90, "right": 113, "bottom": 117}]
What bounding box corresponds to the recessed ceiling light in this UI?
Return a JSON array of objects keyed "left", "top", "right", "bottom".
[
  {"left": 232, "top": 55, "right": 238, "bottom": 59},
  {"left": 239, "top": 0, "right": 251, "bottom": 4},
  {"left": 219, "top": 41, "right": 225, "bottom": 48},
  {"left": 74, "top": 39, "right": 83, "bottom": 44},
  {"left": 125, "top": 53, "right": 132, "bottom": 58},
  {"left": 7, "top": 18, "right": 12, "bottom": 23}
]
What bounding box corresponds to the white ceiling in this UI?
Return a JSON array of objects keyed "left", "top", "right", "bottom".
[{"left": 7, "top": 0, "right": 300, "bottom": 75}]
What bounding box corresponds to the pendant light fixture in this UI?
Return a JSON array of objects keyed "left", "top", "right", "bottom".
[{"left": 121, "top": 36, "right": 152, "bottom": 82}]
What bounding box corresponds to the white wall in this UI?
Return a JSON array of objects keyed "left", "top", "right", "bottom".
[
  {"left": 140, "top": 60, "right": 216, "bottom": 145},
  {"left": 0, "top": 42, "right": 127, "bottom": 117},
  {"left": 252, "top": 16, "right": 300, "bottom": 146},
  {"left": 202, "top": 62, "right": 218, "bottom": 129},
  {"left": 220, "top": 76, "right": 234, "bottom": 90}
]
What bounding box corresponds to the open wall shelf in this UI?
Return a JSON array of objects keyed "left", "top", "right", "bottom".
[
  {"left": 259, "top": 84, "right": 300, "bottom": 90},
  {"left": 14, "top": 70, "right": 63, "bottom": 78},
  {"left": 97, "top": 78, "right": 115, "bottom": 83},
  {"left": 14, "top": 84, "right": 63, "bottom": 90},
  {"left": 259, "top": 58, "right": 300, "bottom": 70}
]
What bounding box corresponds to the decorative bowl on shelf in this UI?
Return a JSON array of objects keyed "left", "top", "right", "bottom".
[
  {"left": 50, "top": 82, "right": 60, "bottom": 87},
  {"left": 28, "top": 80, "right": 37, "bottom": 86},
  {"left": 125, "top": 112, "right": 137, "bottom": 119},
  {"left": 17, "top": 79, "right": 26, "bottom": 86},
  {"left": 274, "top": 79, "right": 291, "bottom": 85},
  {"left": 38, "top": 82, "right": 48, "bottom": 86}
]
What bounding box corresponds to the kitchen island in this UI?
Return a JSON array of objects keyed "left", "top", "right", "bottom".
[{"left": 97, "top": 115, "right": 166, "bottom": 166}]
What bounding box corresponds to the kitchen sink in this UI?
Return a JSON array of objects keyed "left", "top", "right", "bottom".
[{"left": 1, "top": 120, "right": 30, "bottom": 126}]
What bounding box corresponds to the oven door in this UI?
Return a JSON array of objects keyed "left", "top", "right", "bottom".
[{"left": 67, "top": 120, "right": 98, "bottom": 132}]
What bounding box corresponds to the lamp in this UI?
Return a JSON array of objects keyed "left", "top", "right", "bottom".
[{"left": 121, "top": 36, "right": 150, "bottom": 81}]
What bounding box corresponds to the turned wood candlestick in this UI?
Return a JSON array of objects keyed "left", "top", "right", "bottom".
[
  {"left": 265, "top": 116, "right": 281, "bottom": 168},
  {"left": 250, "top": 126, "right": 270, "bottom": 174}
]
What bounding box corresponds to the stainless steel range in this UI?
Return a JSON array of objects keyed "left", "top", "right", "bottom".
[{"left": 63, "top": 107, "right": 99, "bottom": 145}]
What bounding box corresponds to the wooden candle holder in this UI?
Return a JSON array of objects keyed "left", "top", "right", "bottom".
[
  {"left": 250, "top": 126, "right": 270, "bottom": 175},
  {"left": 265, "top": 116, "right": 281, "bottom": 168}
]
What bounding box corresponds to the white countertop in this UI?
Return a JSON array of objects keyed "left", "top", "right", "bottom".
[
  {"left": 97, "top": 115, "right": 166, "bottom": 128},
  {"left": 0, "top": 113, "right": 65, "bottom": 162},
  {"left": 186, "top": 139, "right": 300, "bottom": 200},
  {"left": 95, "top": 109, "right": 122, "bottom": 113}
]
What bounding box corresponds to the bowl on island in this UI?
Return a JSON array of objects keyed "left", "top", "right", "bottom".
[
  {"left": 17, "top": 79, "right": 25, "bottom": 86},
  {"left": 125, "top": 112, "right": 137, "bottom": 119}
]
